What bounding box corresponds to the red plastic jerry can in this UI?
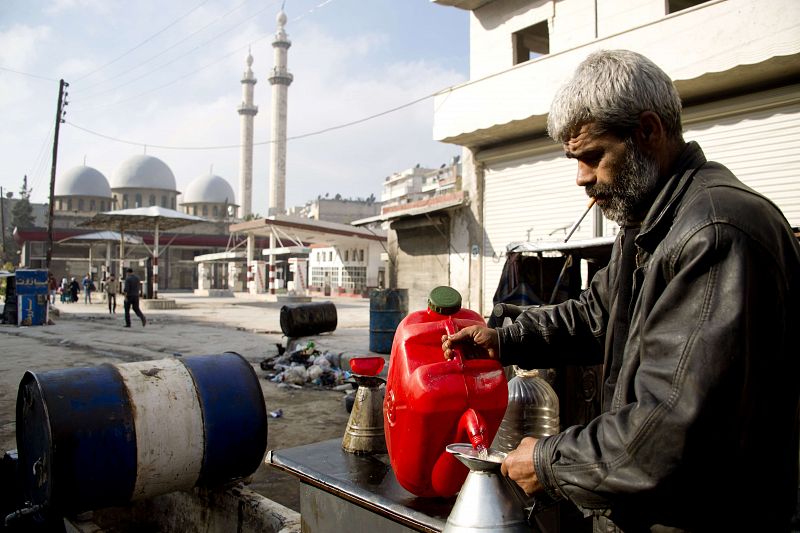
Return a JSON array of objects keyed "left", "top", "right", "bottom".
[{"left": 383, "top": 286, "right": 508, "bottom": 498}]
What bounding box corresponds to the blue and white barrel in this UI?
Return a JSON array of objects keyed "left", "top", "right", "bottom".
[{"left": 15, "top": 352, "right": 268, "bottom": 515}]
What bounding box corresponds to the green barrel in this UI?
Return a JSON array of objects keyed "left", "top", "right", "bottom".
[{"left": 369, "top": 289, "right": 408, "bottom": 354}]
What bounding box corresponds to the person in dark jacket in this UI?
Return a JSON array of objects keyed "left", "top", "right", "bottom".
[
  {"left": 443, "top": 50, "right": 800, "bottom": 531},
  {"left": 69, "top": 277, "right": 79, "bottom": 303},
  {"left": 122, "top": 268, "right": 146, "bottom": 327}
]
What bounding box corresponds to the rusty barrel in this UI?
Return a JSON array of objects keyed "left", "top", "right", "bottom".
[{"left": 15, "top": 352, "right": 268, "bottom": 516}]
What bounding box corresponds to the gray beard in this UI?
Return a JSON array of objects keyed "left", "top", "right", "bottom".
[{"left": 587, "top": 139, "right": 660, "bottom": 224}]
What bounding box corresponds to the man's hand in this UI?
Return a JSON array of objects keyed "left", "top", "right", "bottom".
[
  {"left": 441, "top": 325, "right": 500, "bottom": 361},
  {"left": 501, "top": 437, "right": 543, "bottom": 496}
]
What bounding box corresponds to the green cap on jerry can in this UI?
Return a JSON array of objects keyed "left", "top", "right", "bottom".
[{"left": 427, "top": 286, "right": 462, "bottom": 315}]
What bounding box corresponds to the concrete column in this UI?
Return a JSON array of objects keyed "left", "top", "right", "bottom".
[
  {"left": 246, "top": 234, "right": 255, "bottom": 294},
  {"left": 268, "top": 233, "right": 276, "bottom": 294}
]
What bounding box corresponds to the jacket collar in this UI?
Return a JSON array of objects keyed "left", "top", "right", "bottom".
[{"left": 635, "top": 141, "right": 707, "bottom": 252}]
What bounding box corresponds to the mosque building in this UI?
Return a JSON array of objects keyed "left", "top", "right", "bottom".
[{"left": 15, "top": 153, "right": 251, "bottom": 292}]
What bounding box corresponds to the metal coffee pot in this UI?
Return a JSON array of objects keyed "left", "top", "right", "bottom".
[{"left": 442, "top": 444, "right": 530, "bottom": 533}]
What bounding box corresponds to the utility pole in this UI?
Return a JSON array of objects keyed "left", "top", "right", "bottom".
[{"left": 46, "top": 79, "right": 69, "bottom": 270}]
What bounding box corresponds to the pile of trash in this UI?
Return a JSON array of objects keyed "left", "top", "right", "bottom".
[{"left": 260, "top": 341, "right": 352, "bottom": 388}]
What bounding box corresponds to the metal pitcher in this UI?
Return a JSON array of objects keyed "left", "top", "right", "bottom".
[
  {"left": 341, "top": 374, "right": 386, "bottom": 455},
  {"left": 443, "top": 444, "right": 530, "bottom": 533}
]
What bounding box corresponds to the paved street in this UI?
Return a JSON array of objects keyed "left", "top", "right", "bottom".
[{"left": 0, "top": 292, "right": 377, "bottom": 511}]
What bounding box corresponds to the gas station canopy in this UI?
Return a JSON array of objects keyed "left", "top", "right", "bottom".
[{"left": 229, "top": 214, "right": 386, "bottom": 246}]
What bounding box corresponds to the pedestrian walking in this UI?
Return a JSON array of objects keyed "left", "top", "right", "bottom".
[
  {"left": 106, "top": 274, "right": 117, "bottom": 314},
  {"left": 82, "top": 273, "right": 93, "bottom": 304},
  {"left": 122, "top": 268, "right": 146, "bottom": 327},
  {"left": 69, "top": 277, "right": 79, "bottom": 303},
  {"left": 48, "top": 273, "right": 58, "bottom": 305}
]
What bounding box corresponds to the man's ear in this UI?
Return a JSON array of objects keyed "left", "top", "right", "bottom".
[{"left": 635, "top": 111, "right": 665, "bottom": 152}]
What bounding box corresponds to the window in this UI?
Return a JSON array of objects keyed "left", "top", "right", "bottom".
[
  {"left": 328, "top": 251, "right": 333, "bottom": 262},
  {"left": 667, "top": 0, "right": 710, "bottom": 14},
  {"left": 512, "top": 21, "right": 549, "bottom": 65},
  {"left": 161, "top": 195, "right": 167, "bottom": 207},
  {"left": 359, "top": 249, "right": 364, "bottom": 262},
  {"left": 78, "top": 199, "right": 84, "bottom": 211},
  {"left": 342, "top": 266, "right": 367, "bottom": 291},
  {"left": 135, "top": 194, "right": 142, "bottom": 208},
  {"left": 90, "top": 199, "right": 96, "bottom": 211},
  {"left": 344, "top": 250, "right": 349, "bottom": 262},
  {"left": 67, "top": 199, "right": 72, "bottom": 211},
  {"left": 171, "top": 197, "right": 176, "bottom": 209},
  {"left": 149, "top": 194, "right": 156, "bottom": 206},
  {"left": 213, "top": 206, "right": 219, "bottom": 217},
  {"left": 100, "top": 201, "right": 105, "bottom": 211},
  {"left": 311, "top": 266, "right": 339, "bottom": 289},
  {"left": 123, "top": 195, "right": 129, "bottom": 209},
  {"left": 193, "top": 206, "right": 198, "bottom": 216},
  {"left": 203, "top": 205, "right": 208, "bottom": 216}
]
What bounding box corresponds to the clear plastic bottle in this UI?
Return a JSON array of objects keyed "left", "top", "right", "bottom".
[{"left": 492, "top": 367, "right": 560, "bottom": 453}]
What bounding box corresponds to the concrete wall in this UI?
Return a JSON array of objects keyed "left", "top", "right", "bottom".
[{"left": 390, "top": 215, "right": 450, "bottom": 311}]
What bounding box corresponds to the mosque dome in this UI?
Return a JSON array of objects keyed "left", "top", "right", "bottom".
[
  {"left": 182, "top": 173, "right": 236, "bottom": 204},
  {"left": 55, "top": 165, "right": 111, "bottom": 197},
  {"left": 111, "top": 155, "right": 177, "bottom": 191}
]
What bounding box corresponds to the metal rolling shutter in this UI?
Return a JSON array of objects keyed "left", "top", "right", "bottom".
[
  {"left": 480, "top": 144, "right": 597, "bottom": 313},
  {"left": 683, "top": 88, "right": 800, "bottom": 227}
]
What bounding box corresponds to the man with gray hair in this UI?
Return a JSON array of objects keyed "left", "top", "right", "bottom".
[{"left": 443, "top": 50, "right": 799, "bottom": 530}]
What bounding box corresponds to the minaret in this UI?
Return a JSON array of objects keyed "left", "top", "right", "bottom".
[
  {"left": 267, "top": 9, "right": 293, "bottom": 216},
  {"left": 237, "top": 50, "right": 258, "bottom": 219}
]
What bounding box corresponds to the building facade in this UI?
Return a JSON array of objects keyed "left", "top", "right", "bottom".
[{"left": 353, "top": 157, "right": 464, "bottom": 309}]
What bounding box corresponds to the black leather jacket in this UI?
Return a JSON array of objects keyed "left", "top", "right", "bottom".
[{"left": 498, "top": 143, "right": 800, "bottom": 531}]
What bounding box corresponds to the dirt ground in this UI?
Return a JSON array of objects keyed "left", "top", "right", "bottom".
[{"left": 0, "top": 292, "right": 379, "bottom": 513}]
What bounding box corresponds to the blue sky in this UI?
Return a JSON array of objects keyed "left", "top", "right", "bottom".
[{"left": 0, "top": 0, "right": 469, "bottom": 213}]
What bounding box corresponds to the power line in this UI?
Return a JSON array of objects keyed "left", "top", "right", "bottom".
[
  {"left": 73, "top": 0, "right": 213, "bottom": 82},
  {"left": 27, "top": 122, "right": 56, "bottom": 197},
  {"left": 71, "top": 0, "right": 333, "bottom": 111},
  {"left": 64, "top": 91, "right": 436, "bottom": 150},
  {"left": 71, "top": 38, "right": 262, "bottom": 112},
  {"left": 75, "top": 0, "right": 270, "bottom": 99},
  {"left": 0, "top": 66, "right": 60, "bottom": 82}
]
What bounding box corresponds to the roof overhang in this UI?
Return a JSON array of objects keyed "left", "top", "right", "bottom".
[
  {"left": 431, "top": 0, "right": 494, "bottom": 10},
  {"left": 58, "top": 230, "right": 143, "bottom": 245},
  {"left": 262, "top": 246, "right": 312, "bottom": 256},
  {"left": 507, "top": 236, "right": 616, "bottom": 262},
  {"left": 352, "top": 191, "right": 467, "bottom": 225},
  {"left": 229, "top": 214, "right": 387, "bottom": 246},
  {"left": 433, "top": 0, "right": 800, "bottom": 149},
  {"left": 194, "top": 251, "right": 246, "bottom": 262},
  {"left": 79, "top": 206, "right": 207, "bottom": 231}
]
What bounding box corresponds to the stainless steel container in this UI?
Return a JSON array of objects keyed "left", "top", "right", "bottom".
[
  {"left": 492, "top": 367, "right": 560, "bottom": 453},
  {"left": 442, "top": 444, "right": 529, "bottom": 533}
]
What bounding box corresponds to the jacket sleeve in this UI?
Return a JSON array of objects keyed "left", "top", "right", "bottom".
[
  {"left": 533, "top": 221, "right": 791, "bottom": 517},
  {"left": 496, "top": 251, "right": 613, "bottom": 369}
]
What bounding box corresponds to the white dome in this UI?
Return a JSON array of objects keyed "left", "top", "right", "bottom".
[
  {"left": 55, "top": 165, "right": 111, "bottom": 197},
  {"left": 182, "top": 173, "right": 236, "bottom": 204},
  {"left": 111, "top": 155, "right": 176, "bottom": 191}
]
